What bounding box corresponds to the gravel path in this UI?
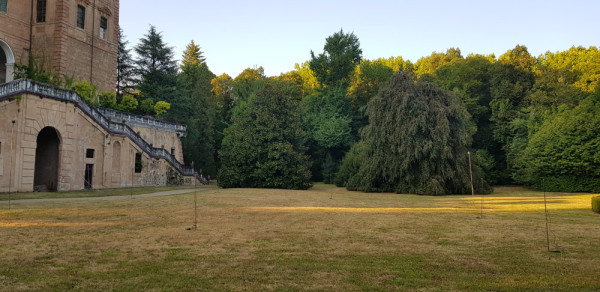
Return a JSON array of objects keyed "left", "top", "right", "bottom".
[{"left": 0, "top": 188, "right": 206, "bottom": 205}]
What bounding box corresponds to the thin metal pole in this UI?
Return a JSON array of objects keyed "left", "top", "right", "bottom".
[
  {"left": 468, "top": 151, "right": 474, "bottom": 196},
  {"left": 544, "top": 189, "right": 550, "bottom": 252},
  {"left": 468, "top": 151, "right": 482, "bottom": 219},
  {"left": 193, "top": 161, "right": 197, "bottom": 231}
]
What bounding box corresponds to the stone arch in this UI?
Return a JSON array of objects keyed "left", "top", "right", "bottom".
[
  {"left": 34, "top": 127, "right": 61, "bottom": 192},
  {"left": 0, "top": 39, "right": 15, "bottom": 83}
]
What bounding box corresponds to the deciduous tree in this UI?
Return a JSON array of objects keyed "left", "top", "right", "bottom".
[
  {"left": 218, "top": 79, "right": 312, "bottom": 189},
  {"left": 342, "top": 71, "right": 490, "bottom": 195},
  {"left": 514, "top": 92, "right": 600, "bottom": 192},
  {"left": 310, "top": 29, "right": 362, "bottom": 89}
]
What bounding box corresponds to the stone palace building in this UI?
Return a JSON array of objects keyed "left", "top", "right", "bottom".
[{"left": 1, "top": 1, "right": 200, "bottom": 192}]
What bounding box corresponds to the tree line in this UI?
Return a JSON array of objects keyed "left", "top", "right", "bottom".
[{"left": 113, "top": 26, "right": 600, "bottom": 193}]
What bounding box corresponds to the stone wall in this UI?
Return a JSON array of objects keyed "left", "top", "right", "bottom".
[
  {"left": 0, "top": 91, "right": 188, "bottom": 192},
  {"left": 0, "top": 0, "right": 118, "bottom": 92},
  {"left": 0, "top": 1, "right": 32, "bottom": 64},
  {"left": 132, "top": 125, "right": 185, "bottom": 164}
]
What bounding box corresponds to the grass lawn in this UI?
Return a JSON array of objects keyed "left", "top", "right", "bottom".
[
  {"left": 0, "top": 184, "right": 214, "bottom": 201},
  {"left": 0, "top": 184, "right": 598, "bottom": 291}
]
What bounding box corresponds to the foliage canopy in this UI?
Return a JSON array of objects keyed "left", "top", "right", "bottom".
[
  {"left": 342, "top": 71, "right": 491, "bottom": 195},
  {"left": 218, "top": 79, "right": 312, "bottom": 190}
]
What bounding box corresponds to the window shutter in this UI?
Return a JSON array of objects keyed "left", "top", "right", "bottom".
[{"left": 0, "top": 0, "right": 8, "bottom": 12}]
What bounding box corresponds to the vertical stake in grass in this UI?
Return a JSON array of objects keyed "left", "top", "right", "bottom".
[
  {"left": 543, "top": 184, "right": 561, "bottom": 253},
  {"left": 468, "top": 151, "right": 475, "bottom": 196},
  {"left": 468, "top": 151, "right": 482, "bottom": 218},
  {"left": 193, "top": 161, "right": 197, "bottom": 231},
  {"left": 8, "top": 120, "right": 15, "bottom": 210}
]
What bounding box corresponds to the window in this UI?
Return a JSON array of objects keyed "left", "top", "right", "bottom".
[
  {"left": 170, "top": 148, "right": 175, "bottom": 156},
  {"left": 86, "top": 148, "right": 95, "bottom": 158},
  {"left": 99, "top": 16, "right": 107, "bottom": 39},
  {"left": 36, "top": 0, "right": 46, "bottom": 22},
  {"left": 77, "top": 5, "right": 85, "bottom": 29},
  {"left": 0, "top": 0, "right": 7, "bottom": 12},
  {"left": 134, "top": 152, "right": 142, "bottom": 173}
]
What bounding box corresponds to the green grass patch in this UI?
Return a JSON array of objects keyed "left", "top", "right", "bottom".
[
  {"left": 0, "top": 185, "right": 215, "bottom": 201},
  {"left": 0, "top": 185, "right": 598, "bottom": 290}
]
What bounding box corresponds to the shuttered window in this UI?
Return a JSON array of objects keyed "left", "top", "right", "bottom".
[
  {"left": 36, "top": 0, "right": 46, "bottom": 22},
  {"left": 0, "top": 0, "right": 7, "bottom": 13},
  {"left": 77, "top": 5, "right": 85, "bottom": 29},
  {"left": 99, "top": 16, "right": 107, "bottom": 39}
]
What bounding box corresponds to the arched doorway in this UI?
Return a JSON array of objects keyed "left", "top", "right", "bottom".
[
  {"left": 0, "top": 39, "right": 15, "bottom": 83},
  {"left": 34, "top": 127, "right": 61, "bottom": 192}
]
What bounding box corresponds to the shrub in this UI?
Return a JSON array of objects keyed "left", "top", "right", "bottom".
[
  {"left": 533, "top": 176, "right": 600, "bottom": 193},
  {"left": 335, "top": 141, "right": 368, "bottom": 188},
  {"left": 154, "top": 101, "right": 171, "bottom": 116},
  {"left": 593, "top": 196, "right": 600, "bottom": 213},
  {"left": 118, "top": 94, "right": 138, "bottom": 112},
  {"left": 14, "top": 53, "right": 62, "bottom": 87},
  {"left": 516, "top": 95, "right": 600, "bottom": 192},
  {"left": 72, "top": 80, "right": 98, "bottom": 105},
  {"left": 98, "top": 92, "right": 117, "bottom": 109}
]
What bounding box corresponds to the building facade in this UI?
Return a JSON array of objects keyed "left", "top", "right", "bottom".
[
  {"left": 0, "top": 1, "right": 202, "bottom": 193},
  {"left": 0, "top": 80, "right": 200, "bottom": 193},
  {"left": 0, "top": 0, "right": 118, "bottom": 92}
]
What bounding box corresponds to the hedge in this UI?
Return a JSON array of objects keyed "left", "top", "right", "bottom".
[
  {"left": 593, "top": 196, "right": 600, "bottom": 213},
  {"left": 532, "top": 176, "right": 600, "bottom": 193}
]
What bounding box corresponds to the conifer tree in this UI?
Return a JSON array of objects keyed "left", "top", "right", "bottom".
[
  {"left": 134, "top": 25, "right": 178, "bottom": 104},
  {"left": 178, "top": 40, "right": 217, "bottom": 176},
  {"left": 116, "top": 27, "right": 136, "bottom": 97},
  {"left": 180, "top": 40, "right": 206, "bottom": 70}
]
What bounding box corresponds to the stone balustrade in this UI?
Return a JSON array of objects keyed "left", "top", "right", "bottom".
[{"left": 0, "top": 79, "right": 201, "bottom": 181}]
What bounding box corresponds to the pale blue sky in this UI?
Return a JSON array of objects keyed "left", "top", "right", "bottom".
[{"left": 120, "top": 0, "right": 599, "bottom": 78}]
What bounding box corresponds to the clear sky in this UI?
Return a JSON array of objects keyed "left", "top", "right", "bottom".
[{"left": 119, "top": 0, "right": 600, "bottom": 78}]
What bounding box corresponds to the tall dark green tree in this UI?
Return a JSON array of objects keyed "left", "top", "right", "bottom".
[
  {"left": 342, "top": 71, "right": 490, "bottom": 195},
  {"left": 304, "top": 30, "right": 363, "bottom": 182},
  {"left": 116, "top": 27, "right": 136, "bottom": 97},
  {"left": 177, "top": 40, "right": 218, "bottom": 176},
  {"left": 218, "top": 79, "right": 312, "bottom": 190},
  {"left": 134, "top": 25, "right": 178, "bottom": 106}
]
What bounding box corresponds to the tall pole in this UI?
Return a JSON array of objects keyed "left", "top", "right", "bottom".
[
  {"left": 468, "top": 151, "right": 483, "bottom": 218},
  {"left": 544, "top": 188, "right": 550, "bottom": 252},
  {"left": 468, "top": 151, "right": 474, "bottom": 196},
  {"left": 192, "top": 161, "right": 197, "bottom": 231}
]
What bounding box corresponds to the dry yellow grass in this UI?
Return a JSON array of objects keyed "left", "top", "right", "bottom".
[{"left": 0, "top": 184, "right": 598, "bottom": 291}]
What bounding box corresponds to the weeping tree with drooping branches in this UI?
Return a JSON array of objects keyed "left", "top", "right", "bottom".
[{"left": 342, "top": 71, "right": 491, "bottom": 195}]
